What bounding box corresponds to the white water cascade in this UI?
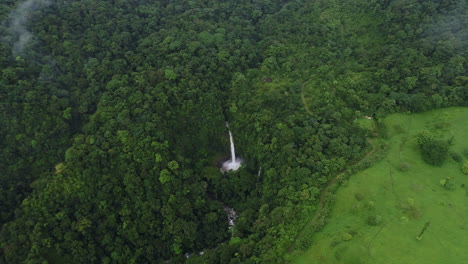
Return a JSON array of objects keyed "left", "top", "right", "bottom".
[
  {"left": 222, "top": 123, "right": 242, "bottom": 171},
  {"left": 228, "top": 130, "right": 236, "bottom": 163},
  {"left": 223, "top": 206, "right": 238, "bottom": 228}
]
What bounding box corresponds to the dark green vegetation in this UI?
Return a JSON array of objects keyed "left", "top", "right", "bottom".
[
  {"left": 416, "top": 130, "right": 449, "bottom": 166},
  {"left": 0, "top": 0, "right": 467, "bottom": 263}
]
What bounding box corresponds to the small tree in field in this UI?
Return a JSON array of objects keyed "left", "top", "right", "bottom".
[
  {"left": 416, "top": 131, "right": 448, "bottom": 166},
  {"left": 450, "top": 151, "right": 462, "bottom": 162}
]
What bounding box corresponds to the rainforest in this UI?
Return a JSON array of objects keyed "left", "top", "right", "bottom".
[{"left": 0, "top": 0, "right": 467, "bottom": 263}]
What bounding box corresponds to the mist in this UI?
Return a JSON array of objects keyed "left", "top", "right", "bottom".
[
  {"left": 424, "top": 0, "right": 467, "bottom": 50},
  {"left": 3, "top": 0, "right": 52, "bottom": 56}
]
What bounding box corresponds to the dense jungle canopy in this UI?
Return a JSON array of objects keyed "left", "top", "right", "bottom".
[{"left": 0, "top": 0, "right": 466, "bottom": 263}]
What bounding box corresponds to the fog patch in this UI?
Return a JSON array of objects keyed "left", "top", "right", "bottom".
[
  {"left": 423, "top": 0, "right": 467, "bottom": 51},
  {"left": 3, "top": 0, "right": 52, "bottom": 56}
]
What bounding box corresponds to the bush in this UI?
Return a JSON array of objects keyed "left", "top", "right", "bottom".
[
  {"left": 416, "top": 130, "right": 434, "bottom": 145},
  {"left": 342, "top": 233, "right": 353, "bottom": 241},
  {"left": 367, "top": 215, "right": 381, "bottom": 226},
  {"left": 464, "top": 148, "right": 468, "bottom": 158},
  {"left": 417, "top": 131, "right": 448, "bottom": 166},
  {"left": 398, "top": 161, "right": 411, "bottom": 172},
  {"left": 440, "top": 178, "right": 455, "bottom": 190},
  {"left": 421, "top": 139, "right": 449, "bottom": 166},
  {"left": 450, "top": 152, "right": 462, "bottom": 162},
  {"left": 463, "top": 162, "right": 468, "bottom": 175}
]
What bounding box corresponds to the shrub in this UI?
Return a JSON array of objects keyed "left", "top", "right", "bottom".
[
  {"left": 417, "top": 131, "right": 448, "bottom": 166},
  {"left": 416, "top": 130, "right": 434, "bottom": 145},
  {"left": 464, "top": 148, "right": 468, "bottom": 158},
  {"left": 440, "top": 178, "right": 455, "bottom": 190},
  {"left": 421, "top": 139, "right": 449, "bottom": 166},
  {"left": 450, "top": 152, "right": 462, "bottom": 162},
  {"left": 463, "top": 162, "right": 468, "bottom": 175},
  {"left": 367, "top": 215, "right": 381, "bottom": 226},
  {"left": 342, "top": 233, "right": 353, "bottom": 241},
  {"left": 398, "top": 161, "right": 411, "bottom": 172}
]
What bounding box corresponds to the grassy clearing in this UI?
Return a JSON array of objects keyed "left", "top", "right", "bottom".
[{"left": 296, "top": 107, "right": 468, "bottom": 264}]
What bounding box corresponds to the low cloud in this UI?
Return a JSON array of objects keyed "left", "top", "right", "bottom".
[{"left": 4, "top": 0, "right": 52, "bottom": 56}]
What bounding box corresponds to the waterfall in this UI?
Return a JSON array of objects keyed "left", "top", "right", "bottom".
[
  {"left": 222, "top": 122, "right": 242, "bottom": 171},
  {"left": 229, "top": 130, "right": 236, "bottom": 163}
]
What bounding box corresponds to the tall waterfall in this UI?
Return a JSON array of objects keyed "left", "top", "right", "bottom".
[
  {"left": 222, "top": 122, "right": 242, "bottom": 171},
  {"left": 228, "top": 130, "right": 236, "bottom": 163}
]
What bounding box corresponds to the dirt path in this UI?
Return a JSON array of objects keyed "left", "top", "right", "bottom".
[{"left": 288, "top": 138, "right": 378, "bottom": 254}]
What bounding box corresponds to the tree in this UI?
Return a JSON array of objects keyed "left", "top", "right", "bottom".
[
  {"left": 417, "top": 131, "right": 449, "bottom": 166},
  {"left": 422, "top": 140, "right": 449, "bottom": 166},
  {"left": 462, "top": 161, "right": 468, "bottom": 175}
]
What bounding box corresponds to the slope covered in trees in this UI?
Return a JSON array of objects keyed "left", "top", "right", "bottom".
[{"left": 0, "top": 0, "right": 466, "bottom": 263}]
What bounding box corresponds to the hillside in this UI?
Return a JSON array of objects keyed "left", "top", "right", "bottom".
[{"left": 297, "top": 107, "right": 468, "bottom": 264}]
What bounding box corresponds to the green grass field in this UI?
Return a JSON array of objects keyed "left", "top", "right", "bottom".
[{"left": 296, "top": 107, "right": 468, "bottom": 264}]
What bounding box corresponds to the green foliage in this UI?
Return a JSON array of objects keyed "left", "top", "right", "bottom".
[
  {"left": 164, "top": 69, "right": 178, "bottom": 80},
  {"left": 342, "top": 233, "right": 353, "bottom": 241},
  {"left": 366, "top": 215, "right": 382, "bottom": 226},
  {"left": 463, "top": 162, "right": 468, "bottom": 174},
  {"left": 159, "top": 169, "right": 173, "bottom": 184},
  {"left": 416, "top": 130, "right": 435, "bottom": 146},
  {"left": 440, "top": 177, "right": 455, "bottom": 190},
  {"left": 450, "top": 152, "right": 463, "bottom": 162},
  {"left": 417, "top": 131, "right": 449, "bottom": 166},
  {"left": 229, "top": 237, "right": 242, "bottom": 245},
  {"left": 0, "top": 0, "right": 466, "bottom": 263},
  {"left": 62, "top": 107, "right": 72, "bottom": 120},
  {"left": 168, "top": 161, "right": 179, "bottom": 171},
  {"left": 421, "top": 139, "right": 449, "bottom": 166}
]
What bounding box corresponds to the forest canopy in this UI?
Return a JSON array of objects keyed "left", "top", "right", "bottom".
[{"left": 0, "top": 0, "right": 466, "bottom": 263}]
